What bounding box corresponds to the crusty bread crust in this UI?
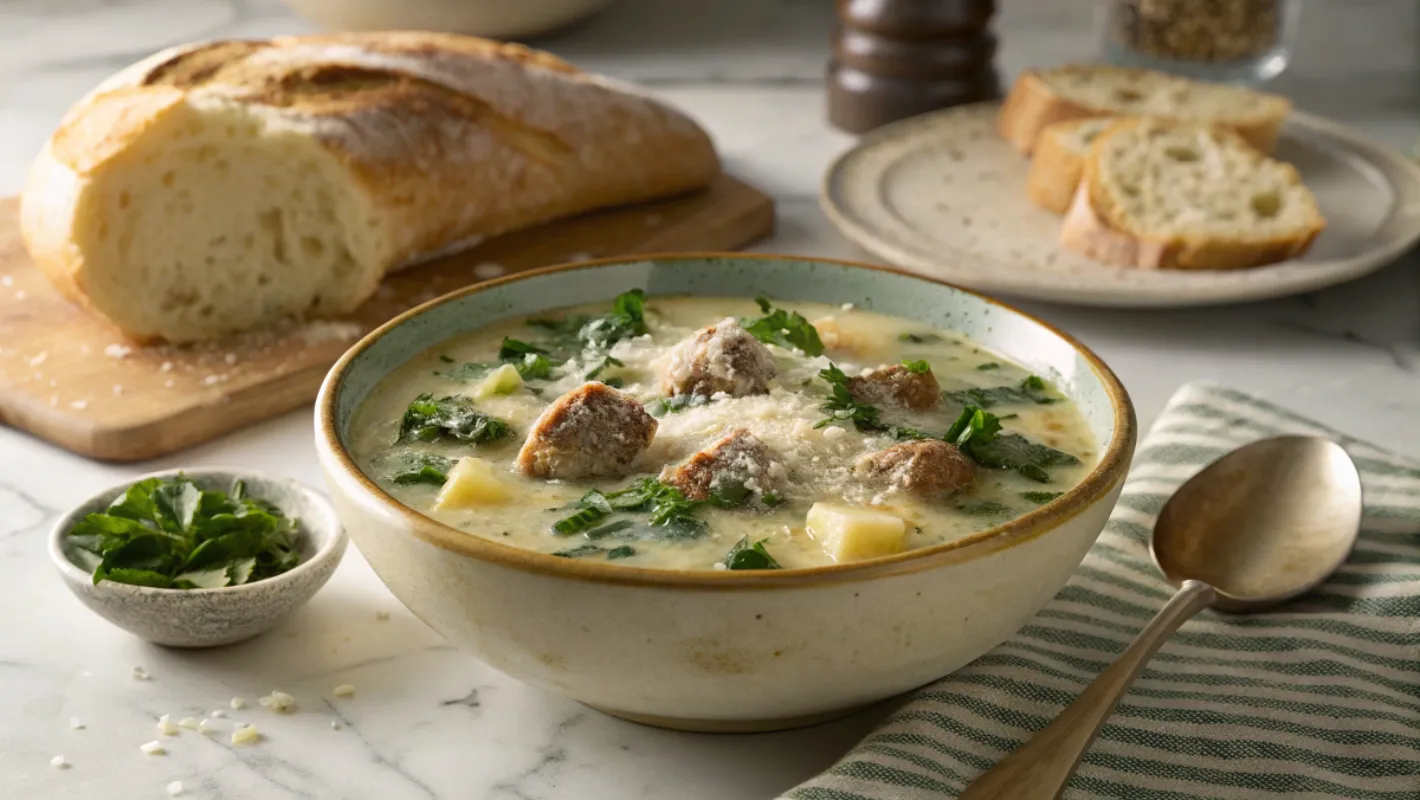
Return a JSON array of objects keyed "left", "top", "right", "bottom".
[
  {"left": 1060, "top": 120, "right": 1325, "bottom": 270},
  {"left": 998, "top": 65, "right": 1288, "bottom": 155},
  {"left": 21, "top": 32, "right": 720, "bottom": 342},
  {"left": 1025, "top": 118, "right": 1101, "bottom": 214}
]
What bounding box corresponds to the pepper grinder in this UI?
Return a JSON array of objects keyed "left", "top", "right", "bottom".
[{"left": 828, "top": 0, "right": 1001, "bottom": 134}]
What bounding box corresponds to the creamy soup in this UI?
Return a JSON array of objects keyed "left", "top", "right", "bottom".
[{"left": 350, "top": 292, "right": 1097, "bottom": 571}]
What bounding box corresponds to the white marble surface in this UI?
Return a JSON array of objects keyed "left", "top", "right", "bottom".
[{"left": 2, "top": 1, "right": 1419, "bottom": 798}]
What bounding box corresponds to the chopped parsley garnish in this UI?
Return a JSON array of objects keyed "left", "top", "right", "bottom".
[
  {"left": 1021, "top": 491, "right": 1064, "bottom": 504},
  {"left": 398, "top": 394, "right": 513, "bottom": 445},
  {"left": 976, "top": 362, "right": 1000, "bottom": 371},
  {"left": 550, "top": 479, "right": 709, "bottom": 541},
  {"left": 739, "top": 297, "right": 825, "bottom": 356},
  {"left": 816, "top": 363, "right": 883, "bottom": 431},
  {"left": 390, "top": 453, "right": 454, "bottom": 486},
  {"left": 722, "top": 537, "right": 782, "bottom": 570},
  {"left": 66, "top": 476, "right": 301, "bottom": 590},
  {"left": 647, "top": 393, "right": 710, "bottom": 417},
  {"left": 956, "top": 499, "right": 1012, "bottom": 516},
  {"left": 585, "top": 355, "right": 624, "bottom": 381},
  {"left": 943, "top": 376, "right": 1060, "bottom": 408},
  {"left": 528, "top": 289, "right": 649, "bottom": 353},
  {"left": 901, "top": 359, "right": 931, "bottom": 374}
]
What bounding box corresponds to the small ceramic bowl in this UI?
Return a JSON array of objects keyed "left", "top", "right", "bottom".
[
  {"left": 316, "top": 254, "right": 1137, "bottom": 731},
  {"left": 49, "top": 468, "right": 348, "bottom": 648}
]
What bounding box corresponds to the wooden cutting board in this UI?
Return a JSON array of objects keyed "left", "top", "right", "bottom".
[{"left": 0, "top": 174, "right": 774, "bottom": 462}]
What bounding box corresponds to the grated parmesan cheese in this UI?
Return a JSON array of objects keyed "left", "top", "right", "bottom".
[
  {"left": 140, "top": 741, "right": 166, "bottom": 756},
  {"left": 259, "top": 691, "right": 296, "bottom": 712},
  {"left": 69, "top": 717, "right": 84, "bottom": 730},
  {"left": 50, "top": 755, "right": 68, "bottom": 769},
  {"left": 230, "top": 697, "right": 246, "bottom": 709},
  {"left": 333, "top": 684, "right": 355, "bottom": 698},
  {"left": 177, "top": 717, "right": 200, "bottom": 730},
  {"left": 231, "top": 724, "right": 261, "bottom": 746},
  {"left": 157, "top": 714, "right": 179, "bottom": 736},
  {"left": 166, "top": 781, "right": 184, "bottom": 796},
  {"left": 197, "top": 719, "right": 218, "bottom": 735}
]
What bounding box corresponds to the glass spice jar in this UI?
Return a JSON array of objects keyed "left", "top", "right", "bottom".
[{"left": 1100, "top": 0, "right": 1299, "bottom": 84}]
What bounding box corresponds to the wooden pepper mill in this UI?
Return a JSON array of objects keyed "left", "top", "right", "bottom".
[{"left": 828, "top": 0, "right": 1001, "bottom": 134}]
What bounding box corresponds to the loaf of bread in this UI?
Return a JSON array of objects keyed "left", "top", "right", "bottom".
[
  {"left": 1025, "top": 117, "right": 1115, "bottom": 214},
  {"left": 20, "top": 33, "right": 720, "bottom": 343},
  {"left": 998, "top": 64, "right": 1291, "bottom": 155},
  {"left": 1059, "top": 118, "right": 1324, "bottom": 270}
]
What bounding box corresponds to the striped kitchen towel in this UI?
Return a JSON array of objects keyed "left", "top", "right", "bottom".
[{"left": 785, "top": 382, "right": 1420, "bottom": 800}]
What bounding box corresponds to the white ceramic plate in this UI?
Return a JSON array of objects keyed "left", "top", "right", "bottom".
[{"left": 821, "top": 102, "right": 1420, "bottom": 307}]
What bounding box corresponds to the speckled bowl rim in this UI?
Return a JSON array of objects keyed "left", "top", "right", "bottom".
[
  {"left": 48, "top": 467, "right": 349, "bottom": 595},
  {"left": 317, "top": 253, "right": 1137, "bottom": 589}
]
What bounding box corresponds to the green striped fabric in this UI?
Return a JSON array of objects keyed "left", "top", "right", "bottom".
[{"left": 784, "top": 383, "right": 1420, "bottom": 800}]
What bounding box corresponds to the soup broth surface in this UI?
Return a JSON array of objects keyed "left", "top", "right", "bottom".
[{"left": 350, "top": 295, "right": 1097, "bottom": 570}]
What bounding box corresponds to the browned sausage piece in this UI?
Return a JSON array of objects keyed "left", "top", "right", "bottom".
[
  {"left": 856, "top": 439, "right": 974, "bottom": 498},
  {"left": 660, "top": 320, "right": 777, "bottom": 398},
  {"left": 515, "top": 383, "right": 657, "bottom": 480},
  {"left": 847, "top": 364, "right": 940, "bottom": 411},
  {"left": 661, "top": 428, "right": 783, "bottom": 501}
]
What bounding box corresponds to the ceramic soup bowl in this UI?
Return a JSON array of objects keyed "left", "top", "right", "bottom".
[{"left": 315, "top": 254, "right": 1136, "bottom": 732}]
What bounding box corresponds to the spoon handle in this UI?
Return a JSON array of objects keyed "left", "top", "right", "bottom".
[{"left": 957, "top": 579, "right": 1217, "bottom": 800}]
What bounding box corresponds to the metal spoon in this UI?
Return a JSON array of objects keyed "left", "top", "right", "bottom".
[{"left": 958, "top": 435, "right": 1362, "bottom": 800}]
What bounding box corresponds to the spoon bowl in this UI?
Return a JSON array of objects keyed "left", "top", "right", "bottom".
[
  {"left": 1152, "top": 436, "right": 1362, "bottom": 611},
  {"left": 960, "top": 435, "right": 1363, "bottom": 799}
]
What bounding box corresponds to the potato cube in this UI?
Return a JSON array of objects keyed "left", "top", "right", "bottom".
[
  {"left": 806, "top": 502, "right": 907, "bottom": 563},
  {"left": 434, "top": 457, "right": 510, "bottom": 509},
  {"left": 475, "top": 364, "right": 523, "bottom": 399}
]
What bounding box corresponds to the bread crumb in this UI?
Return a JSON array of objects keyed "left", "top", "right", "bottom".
[
  {"left": 333, "top": 684, "right": 355, "bottom": 698},
  {"left": 166, "top": 781, "right": 184, "bottom": 796},
  {"left": 210, "top": 709, "right": 227, "bottom": 718},
  {"left": 473, "top": 262, "right": 505, "bottom": 280},
  {"left": 139, "top": 740, "right": 166, "bottom": 756},
  {"left": 0, "top": 275, "right": 10, "bottom": 286},
  {"left": 177, "top": 717, "right": 200, "bottom": 730},
  {"left": 157, "top": 714, "right": 179, "bottom": 736},
  {"left": 28, "top": 352, "right": 47, "bottom": 366},
  {"left": 224, "top": 352, "right": 237, "bottom": 365},
  {"left": 69, "top": 717, "right": 84, "bottom": 730},
  {"left": 15, "top": 290, "right": 26, "bottom": 300},
  {"left": 104, "top": 344, "right": 132, "bottom": 359},
  {"left": 50, "top": 755, "right": 68, "bottom": 769},
  {"left": 298, "top": 321, "right": 363, "bottom": 345},
  {"left": 71, "top": 400, "right": 88, "bottom": 410},
  {"left": 164, "top": 379, "right": 175, "bottom": 388},
  {"left": 113, "top": 385, "right": 124, "bottom": 395},
  {"left": 230, "top": 697, "right": 246, "bottom": 709},
  {"left": 197, "top": 718, "right": 218, "bottom": 735},
  {"left": 202, "top": 374, "right": 227, "bottom": 386},
  {"left": 231, "top": 724, "right": 261, "bottom": 746},
  {"left": 79, "top": 344, "right": 91, "bottom": 355}
]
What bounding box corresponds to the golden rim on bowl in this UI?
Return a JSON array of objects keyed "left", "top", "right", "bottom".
[{"left": 317, "top": 253, "right": 1137, "bottom": 590}]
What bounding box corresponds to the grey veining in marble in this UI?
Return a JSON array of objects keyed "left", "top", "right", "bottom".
[{"left": 1, "top": 1, "right": 1419, "bottom": 798}]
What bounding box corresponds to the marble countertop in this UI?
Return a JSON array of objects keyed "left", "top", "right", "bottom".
[{"left": 3, "top": 1, "right": 1418, "bottom": 798}]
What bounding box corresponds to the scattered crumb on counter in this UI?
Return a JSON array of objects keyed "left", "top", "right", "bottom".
[
  {"left": 197, "top": 719, "right": 218, "bottom": 735},
  {"left": 113, "top": 385, "right": 123, "bottom": 395},
  {"left": 132, "top": 666, "right": 151, "bottom": 681},
  {"left": 70, "top": 400, "right": 88, "bottom": 410},
  {"left": 0, "top": 275, "right": 10, "bottom": 286},
  {"left": 202, "top": 374, "right": 227, "bottom": 386},
  {"left": 69, "top": 717, "right": 84, "bottom": 730},
  {"left": 298, "top": 320, "right": 364, "bottom": 346},
  {"left": 28, "top": 352, "right": 47, "bottom": 366},
  {"left": 50, "top": 755, "right": 68, "bottom": 769},
  {"left": 230, "top": 697, "right": 246, "bottom": 709},
  {"left": 105, "top": 344, "right": 133, "bottom": 359},
  {"left": 259, "top": 691, "right": 295, "bottom": 713},
  {"left": 157, "top": 715, "right": 179, "bottom": 736},
  {"left": 139, "top": 741, "right": 166, "bottom": 756},
  {"left": 160, "top": 361, "right": 174, "bottom": 372},
  {"left": 177, "top": 717, "right": 200, "bottom": 731},
  {"left": 231, "top": 725, "right": 261, "bottom": 746},
  {"left": 166, "top": 781, "right": 184, "bottom": 796},
  {"left": 473, "top": 262, "right": 505, "bottom": 280},
  {"left": 79, "top": 344, "right": 91, "bottom": 355},
  {"left": 15, "top": 290, "right": 26, "bottom": 300},
  {"left": 164, "top": 379, "right": 175, "bottom": 388},
  {"left": 333, "top": 684, "right": 355, "bottom": 699}
]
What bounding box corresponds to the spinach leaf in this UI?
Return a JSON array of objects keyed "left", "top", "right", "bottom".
[
  {"left": 722, "top": 537, "right": 781, "bottom": 570},
  {"left": 68, "top": 475, "right": 302, "bottom": 590},
  {"left": 956, "top": 499, "right": 1012, "bottom": 516},
  {"left": 1020, "top": 491, "right": 1064, "bottom": 504},
  {"left": 976, "top": 362, "right": 1000, "bottom": 371},
  {"left": 943, "top": 375, "right": 1060, "bottom": 408},
  {"left": 739, "top": 297, "right": 825, "bottom": 356},
  {"left": 391, "top": 453, "right": 455, "bottom": 486},
  {"left": 549, "top": 479, "right": 709, "bottom": 540},
  {"left": 646, "top": 393, "right": 710, "bottom": 417},
  {"left": 606, "top": 545, "right": 637, "bottom": 560},
  {"left": 498, "top": 337, "right": 549, "bottom": 361},
  {"left": 398, "top": 394, "right": 513, "bottom": 445},
  {"left": 943, "top": 406, "right": 1079, "bottom": 482},
  {"left": 552, "top": 543, "right": 638, "bottom": 560},
  {"left": 585, "top": 355, "right": 624, "bottom": 381},
  {"left": 529, "top": 289, "right": 649, "bottom": 353},
  {"left": 513, "top": 353, "right": 556, "bottom": 380}
]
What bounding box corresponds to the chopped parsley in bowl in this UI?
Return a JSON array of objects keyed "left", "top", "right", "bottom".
[{"left": 49, "top": 469, "right": 347, "bottom": 647}]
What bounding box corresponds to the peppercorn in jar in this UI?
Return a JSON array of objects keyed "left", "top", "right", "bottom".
[{"left": 1100, "top": 0, "right": 1299, "bottom": 84}]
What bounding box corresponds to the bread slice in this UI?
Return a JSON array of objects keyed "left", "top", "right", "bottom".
[
  {"left": 20, "top": 33, "right": 719, "bottom": 343},
  {"left": 998, "top": 65, "right": 1291, "bottom": 155},
  {"left": 1059, "top": 118, "right": 1324, "bottom": 270},
  {"left": 1026, "top": 117, "right": 1116, "bottom": 214}
]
